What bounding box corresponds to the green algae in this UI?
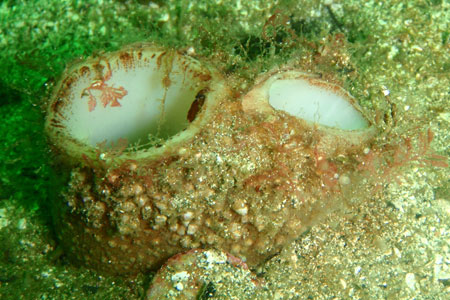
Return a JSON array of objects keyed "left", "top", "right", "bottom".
[{"left": 0, "top": 99, "right": 52, "bottom": 210}]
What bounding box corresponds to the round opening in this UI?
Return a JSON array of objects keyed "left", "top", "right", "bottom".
[
  {"left": 61, "top": 52, "right": 207, "bottom": 148},
  {"left": 268, "top": 78, "right": 369, "bottom": 130},
  {"left": 47, "top": 45, "right": 225, "bottom": 159}
]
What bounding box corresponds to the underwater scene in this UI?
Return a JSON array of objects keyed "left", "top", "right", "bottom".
[{"left": 0, "top": 0, "right": 449, "bottom": 299}]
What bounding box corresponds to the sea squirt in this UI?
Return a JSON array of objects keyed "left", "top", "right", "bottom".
[{"left": 46, "top": 44, "right": 375, "bottom": 275}]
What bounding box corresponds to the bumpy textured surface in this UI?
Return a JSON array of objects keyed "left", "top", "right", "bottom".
[{"left": 58, "top": 94, "right": 372, "bottom": 274}]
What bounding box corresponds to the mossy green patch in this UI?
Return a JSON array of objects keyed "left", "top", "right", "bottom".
[{"left": 0, "top": 97, "right": 58, "bottom": 215}]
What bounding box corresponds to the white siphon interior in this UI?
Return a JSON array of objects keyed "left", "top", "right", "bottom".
[
  {"left": 62, "top": 56, "right": 200, "bottom": 148},
  {"left": 268, "top": 79, "right": 369, "bottom": 130}
]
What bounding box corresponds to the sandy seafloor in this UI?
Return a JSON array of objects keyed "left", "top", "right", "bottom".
[{"left": 0, "top": 0, "right": 449, "bottom": 299}]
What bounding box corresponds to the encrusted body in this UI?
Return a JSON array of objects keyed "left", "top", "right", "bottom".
[
  {"left": 46, "top": 42, "right": 380, "bottom": 275},
  {"left": 56, "top": 98, "right": 371, "bottom": 275}
]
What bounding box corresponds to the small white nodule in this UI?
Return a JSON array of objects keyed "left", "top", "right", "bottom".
[{"left": 268, "top": 78, "right": 369, "bottom": 130}]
